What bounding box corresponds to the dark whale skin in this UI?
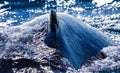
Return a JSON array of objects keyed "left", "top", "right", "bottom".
[{"left": 45, "top": 11, "right": 113, "bottom": 69}]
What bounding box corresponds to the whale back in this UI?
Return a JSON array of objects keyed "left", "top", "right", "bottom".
[{"left": 45, "top": 11, "right": 113, "bottom": 69}]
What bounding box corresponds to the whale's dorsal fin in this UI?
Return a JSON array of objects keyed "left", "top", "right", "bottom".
[
  {"left": 50, "top": 10, "right": 58, "bottom": 32},
  {"left": 44, "top": 10, "right": 57, "bottom": 48}
]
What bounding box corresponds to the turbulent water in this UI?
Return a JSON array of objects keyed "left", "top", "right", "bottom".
[{"left": 0, "top": 0, "right": 120, "bottom": 73}]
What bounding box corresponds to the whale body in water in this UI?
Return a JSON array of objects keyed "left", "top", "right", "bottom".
[
  {"left": 44, "top": 10, "right": 113, "bottom": 69},
  {"left": 0, "top": 11, "right": 113, "bottom": 71}
]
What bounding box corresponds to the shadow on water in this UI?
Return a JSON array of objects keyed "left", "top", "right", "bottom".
[
  {"left": 0, "top": 52, "right": 67, "bottom": 73},
  {"left": 0, "top": 58, "right": 41, "bottom": 73}
]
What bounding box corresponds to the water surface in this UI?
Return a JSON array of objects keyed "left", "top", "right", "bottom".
[{"left": 0, "top": 0, "right": 120, "bottom": 73}]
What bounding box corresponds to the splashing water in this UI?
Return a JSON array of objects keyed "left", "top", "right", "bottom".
[{"left": 0, "top": 0, "right": 120, "bottom": 73}]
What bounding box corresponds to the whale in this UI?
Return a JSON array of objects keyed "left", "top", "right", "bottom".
[
  {"left": 44, "top": 10, "right": 113, "bottom": 69},
  {"left": 0, "top": 10, "right": 113, "bottom": 71}
]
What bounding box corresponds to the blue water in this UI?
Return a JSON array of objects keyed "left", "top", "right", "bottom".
[{"left": 0, "top": 0, "right": 120, "bottom": 73}]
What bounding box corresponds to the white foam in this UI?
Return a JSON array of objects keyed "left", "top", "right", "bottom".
[{"left": 92, "top": 0, "right": 113, "bottom": 7}]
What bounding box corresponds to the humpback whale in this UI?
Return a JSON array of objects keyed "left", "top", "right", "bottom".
[
  {"left": 44, "top": 10, "right": 113, "bottom": 69},
  {"left": 0, "top": 10, "right": 113, "bottom": 71}
]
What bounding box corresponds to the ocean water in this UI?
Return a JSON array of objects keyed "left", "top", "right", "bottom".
[{"left": 0, "top": 0, "right": 120, "bottom": 73}]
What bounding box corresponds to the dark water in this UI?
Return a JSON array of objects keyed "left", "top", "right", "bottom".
[{"left": 0, "top": 0, "right": 120, "bottom": 73}]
